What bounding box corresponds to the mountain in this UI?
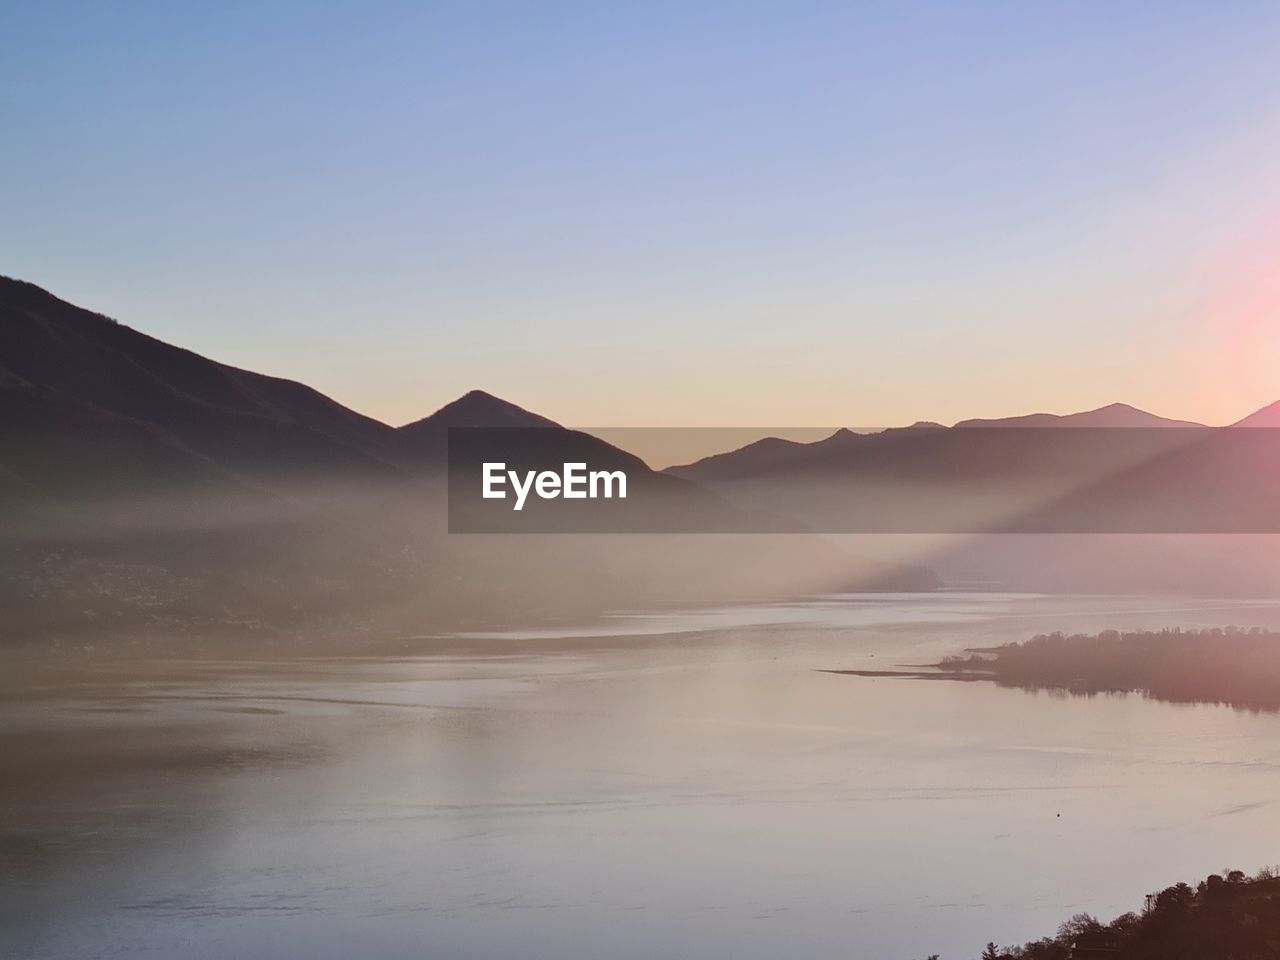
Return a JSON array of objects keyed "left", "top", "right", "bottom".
[
  {"left": 953, "top": 402, "right": 1205, "bottom": 429},
  {"left": 668, "top": 400, "right": 1280, "bottom": 537},
  {"left": 396, "top": 390, "right": 560, "bottom": 468},
  {"left": 668, "top": 399, "right": 1280, "bottom": 595},
  {"left": 1, "top": 277, "right": 932, "bottom": 643},
  {"left": 672, "top": 404, "right": 1207, "bottom": 486},
  {"left": 0, "top": 276, "right": 659, "bottom": 500},
  {"left": 0, "top": 277, "right": 410, "bottom": 489},
  {"left": 403, "top": 389, "right": 558, "bottom": 432},
  {"left": 1232, "top": 401, "right": 1280, "bottom": 428},
  {"left": 667, "top": 429, "right": 861, "bottom": 483},
  {"left": 393, "top": 389, "right": 778, "bottom": 531}
]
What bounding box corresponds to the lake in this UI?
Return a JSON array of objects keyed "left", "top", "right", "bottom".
[{"left": 5, "top": 592, "right": 1280, "bottom": 959}]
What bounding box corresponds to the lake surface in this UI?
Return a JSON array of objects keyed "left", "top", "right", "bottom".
[{"left": 6, "top": 593, "right": 1280, "bottom": 959}]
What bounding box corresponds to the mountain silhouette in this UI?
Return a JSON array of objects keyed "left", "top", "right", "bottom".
[
  {"left": 0, "top": 277, "right": 685, "bottom": 499},
  {"left": 672, "top": 415, "right": 1280, "bottom": 535},
  {"left": 953, "top": 402, "right": 1205, "bottom": 429},
  {"left": 667, "top": 429, "right": 864, "bottom": 483},
  {"left": 1231, "top": 400, "right": 1280, "bottom": 427},
  {"left": 0, "top": 277, "right": 410, "bottom": 487},
  {"left": 403, "top": 389, "right": 558, "bottom": 431},
  {"left": 1, "top": 277, "right": 932, "bottom": 643},
  {"left": 670, "top": 404, "right": 1208, "bottom": 486},
  {"left": 396, "top": 389, "right": 560, "bottom": 468},
  {"left": 667, "top": 400, "right": 1280, "bottom": 594}
]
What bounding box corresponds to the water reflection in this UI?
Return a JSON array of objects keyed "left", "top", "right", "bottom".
[
  {"left": 6, "top": 594, "right": 1280, "bottom": 959},
  {"left": 839, "top": 624, "right": 1280, "bottom": 713}
]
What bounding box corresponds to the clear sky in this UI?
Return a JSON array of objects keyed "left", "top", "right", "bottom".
[{"left": 5, "top": 1, "right": 1280, "bottom": 428}]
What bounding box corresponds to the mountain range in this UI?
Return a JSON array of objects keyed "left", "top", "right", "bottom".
[
  {"left": 0, "top": 277, "right": 933, "bottom": 644},
  {"left": 669, "top": 401, "right": 1279, "bottom": 486},
  {"left": 668, "top": 402, "right": 1280, "bottom": 532},
  {"left": 8, "top": 274, "right": 1280, "bottom": 643},
  {"left": 664, "top": 398, "right": 1280, "bottom": 596}
]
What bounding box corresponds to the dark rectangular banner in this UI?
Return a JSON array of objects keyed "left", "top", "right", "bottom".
[{"left": 449, "top": 426, "right": 1280, "bottom": 533}]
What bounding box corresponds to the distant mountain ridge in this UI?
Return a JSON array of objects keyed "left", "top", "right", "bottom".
[
  {"left": 10, "top": 272, "right": 1278, "bottom": 637},
  {"left": 953, "top": 401, "right": 1206, "bottom": 429},
  {"left": 670, "top": 402, "right": 1264, "bottom": 482},
  {"left": 0, "top": 276, "right": 935, "bottom": 643}
]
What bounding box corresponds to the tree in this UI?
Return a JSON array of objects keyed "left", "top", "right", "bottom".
[
  {"left": 1152, "top": 881, "right": 1194, "bottom": 916},
  {"left": 1056, "top": 913, "right": 1101, "bottom": 942}
]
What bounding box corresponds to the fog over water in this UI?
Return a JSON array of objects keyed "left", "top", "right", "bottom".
[{"left": 6, "top": 593, "right": 1280, "bottom": 959}]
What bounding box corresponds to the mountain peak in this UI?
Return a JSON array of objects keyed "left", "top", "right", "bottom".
[
  {"left": 399, "top": 390, "right": 559, "bottom": 436},
  {"left": 896, "top": 420, "right": 947, "bottom": 431}
]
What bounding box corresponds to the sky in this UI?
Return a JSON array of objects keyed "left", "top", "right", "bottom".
[{"left": 4, "top": 1, "right": 1280, "bottom": 429}]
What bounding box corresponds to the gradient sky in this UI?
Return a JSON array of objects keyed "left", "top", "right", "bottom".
[{"left": 5, "top": 1, "right": 1280, "bottom": 428}]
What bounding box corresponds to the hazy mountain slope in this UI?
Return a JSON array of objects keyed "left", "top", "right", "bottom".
[
  {"left": 667, "top": 430, "right": 861, "bottom": 483},
  {"left": 1231, "top": 400, "right": 1280, "bottom": 427},
  {"left": 0, "top": 277, "right": 411, "bottom": 489},
  {"left": 988, "top": 426, "right": 1280, "bottom": 533},
  {"left": 953, "top": 402, "right": 1205, "bottom": 429},
  {"left": 667, "top": 402, "right": 1280, "bottom": 595},
  {"left": 671, "top": 404, "right": 1204, "bottom": 486},
  {"left": 0, "top": 375, "right": 276, "bottom": 531},
  {"left": 0, "top": 278, "right": 935, "bottom": 643},
  {"left": 672, "top": 423, "right": 1166, "bottom": 498},
  {"left": 397, "top": 389, "right": 568, "bottom": 469}
]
